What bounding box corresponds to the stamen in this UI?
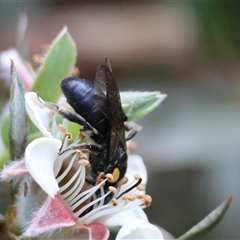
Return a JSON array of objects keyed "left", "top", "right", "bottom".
[
  {"left": 79, "top": 132, "right": 85, "bottom": 140},
  {"left": 143, "top": 195, "right": 152, "bottom": 207},
  {"left": 137, "top": 183, "right": 145, "bottom": 191},
  {"left": 58, "top": 124, "right": 66, "bottom": 132},
  {"left": 79, "top": 159, "right": 89, "bottom": 167},
  {"left": 105, "top": 173, "right": 114, "bottom": 182},
  {"left": 71, "top": 180, "right": 109, "bottom": 216},
  {"left": 117, "top": 178, "right": 142, "bottom": 199},
  {"left": 96, "top": 172, "right": 105, "bottom": 185},
  {"left": 108, "top": 186, "right": 117, "bottom": 195},
  {"left": 111, "top": 198, "right": 118, "bottom": 206},
  {"left": 65, "top": 133, "right": 73, "bottom": 140},
  {"left": 59, "top": 164, "right": 82, "bottom": 195},
  {"left": 76, "top": 150, "right": 88, "bottom": 161},
  {"left": 56, "top": 154, "right": 76, "bottom": 182},
  {"left": 61, "top": 167, "right": 86, "bottom": 201},
  {"left": 134, "top": 174, "right": 141, "bottom": 180},
  {"left": 122, "top": 194, "right": 137, "bottom": 202}
]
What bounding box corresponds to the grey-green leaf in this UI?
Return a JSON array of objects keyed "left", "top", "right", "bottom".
[
  {"left": 31, "top": 26, "right": 76, "bottom": 102},
  {"left": 9, "top": 60, "right": 28, "bottom": 160},
  {"left": 178, "top": 196, "right": 232, "bottom": 240},
  {"left": 121, "top": 91, "right": 167, "bottom": 121}
]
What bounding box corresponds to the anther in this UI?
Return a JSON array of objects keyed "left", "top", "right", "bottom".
[
  {"left": 108, "top": 186, "right": 117, "bottom": 195},
  {"left": 105, "top": 173, "right": 114, "bottom": 182},
  {"left": 58, "top": 124, "right": 66, "bottom": 132},
  {"left": 79, "top": 132, "right": 85, "bottom": 140},
  {"left": 137, "top": 183, "right": 145, "bottom": 191},
  {"left": 111, "top": 198, "right": 118, "bottom": 206},
  {"left": 79, "top": 159, "right": 89, "bottom": 167},
  {"left": 122, "top": 194, "right": 137, "bottom": 202},
  {"left": 134, "top": 174, "right": 141, "bottom": 180},
  {"left": 143, "top": 195, "right": 152, "bottom": 207},
  {"left": 76, "top": 150, "right": 88, "bottom": 160},
  {"left": 65, "top": 133, "right": 73, "bottom": 140}
]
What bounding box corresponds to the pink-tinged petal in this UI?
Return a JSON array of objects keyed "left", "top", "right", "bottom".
[
  {"left": 116, "top": 219, "right": 164, "bottom": 239},
  {"left": 23, "top": 195, "right": 76, "bottom": 237},
  {"left": 0, "top": 49, "right": 34, "bottom": 90},
  {"left": 87, "top": 222, "right": 110, "bottom": 240},
  {"left": 1, "top": 160, "right": 28, "bottom": 181},
  {"left": 25, "top": 137, "right": 61, "bottom": 197},
  {"left": 25, "top": 92, "right": 54, "bottom": 138}
]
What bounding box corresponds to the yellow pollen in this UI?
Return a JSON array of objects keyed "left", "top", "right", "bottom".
[
  {"left": 111, "top": 198, "right": 118, "bottom": 206},
  {"left": 107, "top": 168, "right": 120, "bottom": 183},
  {"left": 105, "top": 173, "right": 114, "bottom": 182},
  {"left": 65, "top": 133, "right": 73, "bottom": 140},
  {"left": 108, "top": 186, "right": 117, "bottom": 194},
  {"left": 58, "top": 124, "right": 66, "bottom": 132},
  {"left": 79, "top": 159, "right": 89, "bottom": 167}
]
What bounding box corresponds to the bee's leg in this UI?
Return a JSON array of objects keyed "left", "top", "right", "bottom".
[
  {"left": 124, "top": 121, "right": 142, "bottom": 141},
  {"left": 39, "top": 97, "right": 93, "bottom": 132},
  {"left": 58, "top": 106, "right": 93, "bottom": 131},
  {"left": 58, "top": 143, "right": 103, "bottom": 156}
]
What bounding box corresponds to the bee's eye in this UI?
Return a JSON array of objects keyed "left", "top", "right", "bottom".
[{"left": 108, "top": 167, "right": 120, "bottom": 183}]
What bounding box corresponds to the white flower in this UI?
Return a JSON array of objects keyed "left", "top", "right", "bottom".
[{"left": 1, "top": 92, "right": 164, "bottom": 239}]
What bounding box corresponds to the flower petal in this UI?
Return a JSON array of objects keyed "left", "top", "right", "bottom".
[
  {"left": 25, "top": 92, "right": 54, "bottom": 138},
  {"left": 116, "top": 219, "right": 164, "bottom": 239},
  {"left": 0, "top": 160, "right": 28, "bottom": 181},
  {"left": 23, "top": 195, "right": 76, "bottom": 237},
  {"left": 87, "top": 222, "right": 110, "bottom": 240},
  {"left": 126, "top": 154, "right": 147, "bottom": 185},
  {"left": 25, "top": 137, "right": 61, "bottom": 197},
  {"left": 104, "top": 208, "right": 148, "bottom": 227}
]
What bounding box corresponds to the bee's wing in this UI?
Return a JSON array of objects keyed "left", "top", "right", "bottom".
[{"left": 104, "top": 60, "right": 127, "bottom": 163}]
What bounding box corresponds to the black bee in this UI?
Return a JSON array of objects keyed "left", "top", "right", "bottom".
[{"left": 58, "top": 58, "right": 140, "bottom": 202}]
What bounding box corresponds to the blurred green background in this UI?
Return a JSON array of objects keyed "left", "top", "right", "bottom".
[{"left": 0, "top": 2, "right": 240, "bottom": 239}]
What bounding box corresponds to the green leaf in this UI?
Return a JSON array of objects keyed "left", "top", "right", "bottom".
[
  {"left": 178, "top": 196, "right": 232, "bottom": 240},
  {"left": 31, "top": 26, "right": 76, "bottom": 102},
  {"left": 9, "top": 60, "right": 28, "bottom": 161},
  {"left": 121, "top": 91, "right": 167, "bottom": 121}
]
